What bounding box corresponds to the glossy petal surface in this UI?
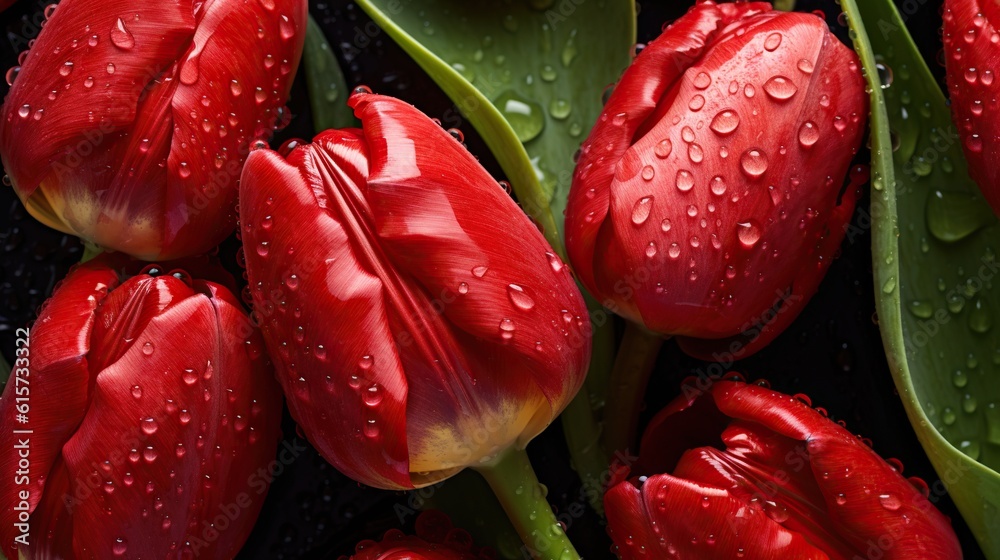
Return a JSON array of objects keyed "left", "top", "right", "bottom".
[
  {"left": 565, "top": 1, "right": 867, "bottom": 358},
  {"left": 944, "top": 0, "right": 1000, "bottom": 215},
  {"left": 0, "top": 0, "right": 307, "bottom": 260},
  {"left": 604, "top": 381, "right": 962, "bottom": 559},
  {"left": 0, "top": 257, "right": 282, "bottom": 557},
  {"left": 239, "top": 92, "right": 590, "bottom": 490}
]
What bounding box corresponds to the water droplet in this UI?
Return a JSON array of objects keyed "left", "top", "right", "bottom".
[
  {"left": 688, "top": 94, "right": 705, "bottom": 111},
  {"left": 641, "top": 165, "right": 655, "bottom": 181},
  {"left": 363, "top": 383, "right": 383, "bottom": 406},
  {"left": 142, "top": 342, "right": 154, "bottom": 356},
  {"left": 106, "top": 62, "right": 116, "bottom": 74},
  {"left": 692, "top": 71, "right": 711, "bottom": 89},
  {"left": 279, "top": 14, "right": 296, "bottom": 40},
  {"left": 953, "top": 369, "right": 969, "bottom": 388},
  {"left": 878, "top": 494, "right": 901, "bottom": 511},
  {"left": 499, "top": 318, "right": 516, "bottom": 340},
  {"left": 457, "top": 282, "right": 469, "bottom": 295},
  {"left": 495, "top": 90, "right": 544, "bottom": 142},
  {"left": 764, "top": 32, "right": 782, "bottom": 51},
  {"left": 969, "top": 297, "right": 993, "bottom": 333},
  {"left": 113, "top": 538, "right": 128, "bottom": 556},
  {"left": 926, "top": 190, "right": 996, "bottom": 242},
  {"left": 798, "top": 121, "right": 820, "bottom": 148},
  {"left": 561, "top": 28, "right": 578, "bottom": 67},
  {"left": 710, "top": 176, "right": 727, "bottom": 196},
  {"left": 668, "top": 243, "right": 681, "bottom": 259},
  {"left": 549, "top": 98, "right": 571, "bottom": 120},
  {"left": 710, "top": 110, "right": 740, "bottom": 135},
  {"left": 882, "top": 276, "right": 897, "bottom": 294},
  {"left": 740, "top": 149, "right": 768, "bottom": 178},
  {"left": 660, "top": 218, "right": 672, "bottom": 232},
  {"left": 654, "top": 139, "right": 673, "bottom": 158},
  {"left": 797, "top": 58, "right": 815, "bottom": 74},
  {"left": 871, "top": 62, "right": 892, "bottom": 90},
  {"left": 631, "top": 196, "right": 653, "bottom": 225},
  {"left": 688, "top": 143, "right": 704, "bottom": 163},
  {"left": 507, "top": 284, "right": 536, "bottom": 311},
  {"left": 908, "top": 300, "right": 933, "bottom": 319},
  {"left": 472, "top": 265, "right": 489, "bottom": 278},
  {"left": 111, "top": 17, "right": 135, "bottom": 50},
  {"left": 676, "top": 170, "right": 694, "bottom": 192},
  {"left": 744, "top": 83, "right": 756, "bottom": 98},
  {"left": 736, "top": 220, "right": 762, "bottom": 248},
  {"left": 763, "top": 76, "right": 797, "bottom": 100}
]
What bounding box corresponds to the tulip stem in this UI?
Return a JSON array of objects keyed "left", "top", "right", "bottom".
[
  {"left": 559, "top": 293, "right": 616, "bottom": 516},
  {"left": 773, "top": 0, "right": 796, "bottom": 11},
  {"left": 601, "top": 323, "right": 664, "bottom": 457},
  {"left": 475, "top": 448, "right": 581, "bottom": 560}
]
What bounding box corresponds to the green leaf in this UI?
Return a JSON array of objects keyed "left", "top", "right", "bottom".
[
  {"left": 354, "top": 0, "right": 635, "bottom": 254},
  {"left": 846, "top": 0, "right": 1000, "bottom": 554},
  {"left": 303, "top": 15, "right": 356, "bottom": 132}
]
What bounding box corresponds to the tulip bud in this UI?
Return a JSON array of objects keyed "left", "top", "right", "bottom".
[
  {"left": 605, "top": 380, "right": 962, "bottom": 560},
  {"left": 565, "top": 1, "right": 867, "bottom": 358},
  {"left": 238, "top": 91, "right": 591, "bottom": 490},
  {"left": 0, "top": 0, "right": 307, "bottom": 260},
  {"left": 0, "top": 255, "right": 282, "bottom": 558},
  {"left": 343, "top": 511, "right": 492, "bottom": 560},
  {"left": 944, "top": 0, "right": 1000, "bottom": 214}
]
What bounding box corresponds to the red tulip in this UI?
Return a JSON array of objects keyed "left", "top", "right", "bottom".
[
  {"left": 944, "top": 0, "right": 1000, "bottom": 214},
  {"left": 343, "top": 511, "right": 493, "bottom": 560},
  {"left": 0, "top": 255, "right": 282, "bottom": 559},
  {"left": 565, "top": 1, "right": 868, "bottom": 359},
  {"left": 604, "top": 380, "right": 962, "bottom": 559},
  {"left": 238, "top": 91, "right": 590, "bottom": 490},
  {"left": 0, "top": 0, "right": 307, "bottom": 260}
]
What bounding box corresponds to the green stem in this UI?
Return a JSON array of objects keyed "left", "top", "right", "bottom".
[
  {"left": 558, "top": 293, "right": 616, "bottom": 516},
  {"left": 773, "top": 0, "right": 796, "bottom": 11},
  {"left": 559, "top": 394, "right": 606, "bottom": 516},
  {"left": 601, "top": 323, "right": 664, "bottom": 456},
  {"left": 474, "top": 448, "right": 580, "bottom": 560}
]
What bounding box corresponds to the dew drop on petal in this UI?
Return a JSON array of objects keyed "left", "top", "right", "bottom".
[
  {"left": 798, "top": 121, "right": 820, "bottom": 148},
  {"left": 763, "top": 76, "right": 797, "bottom": 100},
  {"left": 764, "top": 32, "right": 782, "bottom": 51},
  {"left": 740, "top": 149, "right": 768, "bottom": 178},
  {"left": 631, "top": 196, "right": 653, "bottom": 225},
  {"left": 676, "top": 170, "right": 694, "bottom": 192},
  {"left": 710, "top": 110, "right": 740, "bottom": 135},
  {"left": 507, "top": 284, "right": 536, "bottom": 311},
  {"left": 737, "top": 220, "right": 762, "bottom": 248}
]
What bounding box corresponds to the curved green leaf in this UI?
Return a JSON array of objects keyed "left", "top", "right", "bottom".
[
  {"left": 303, "top": 15, "right": 356, "bottom": 132},
  {"left": 354, "top": 0, "right": 636, "bottom": 254},
  {"left": 846, "top": 0, "right": 1000, "bottom": 555}
]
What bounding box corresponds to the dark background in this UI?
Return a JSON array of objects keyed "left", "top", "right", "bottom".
[{"left": 0, "top": 0, "right": 982, "bottom": 558}]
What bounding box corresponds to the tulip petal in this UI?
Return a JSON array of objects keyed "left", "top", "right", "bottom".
[
  {"left": 239, "top": 140, "right": 414, "bottom": 489},
  {"left": 567, "top": 1, "right": 765, "bottom": 301},
  {"left": 58, "top": 278, "right": 281, "bottom": 558},
  {"left": 0, "top": 0, "right": 195, "bottom": 194},
  {"left": 633, "top": 381, "right": 962, "bottom": 559},
  {"left": 159, "top": 0, "right": 307, "bottom": 259},
  {"left": 0, "top": 261, "right": 119, "bottom": 553},
  {"left": 605, "top": 474, "right": 831, "bottom": 560},
  {"left": 352, "top": 93, "right": 589, "bottom": 413},
  {"left": 710, "top": 382, "right": 963, "bottom": 559}
]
